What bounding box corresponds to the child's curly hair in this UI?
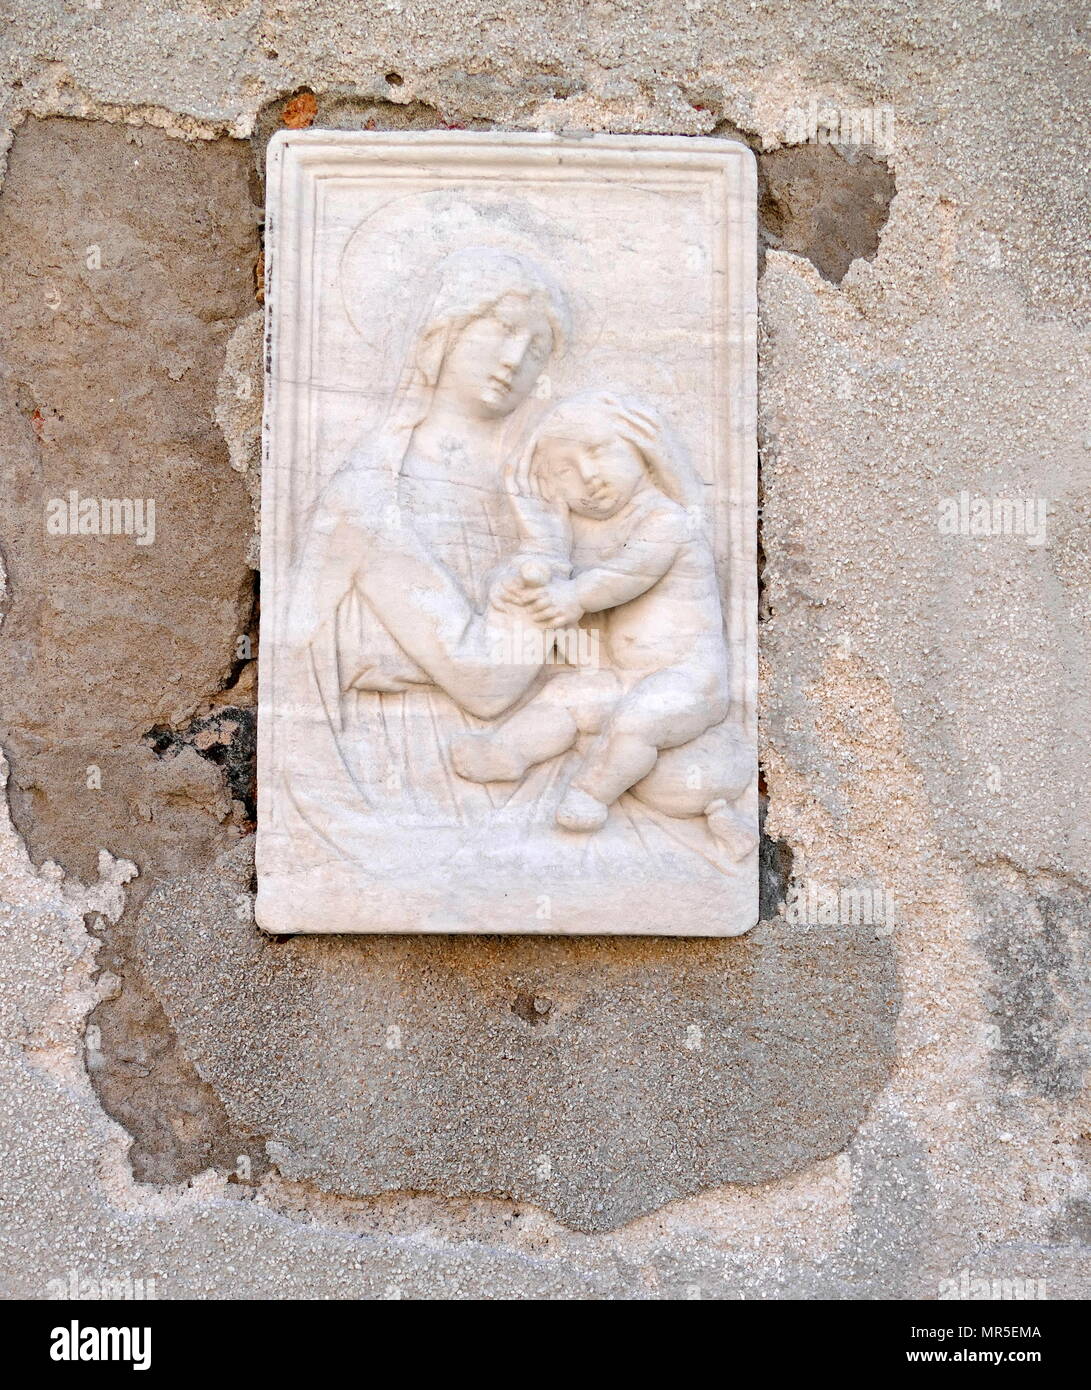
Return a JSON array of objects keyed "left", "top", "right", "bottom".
[{"left": 527, "top": 389, "right": 703, "bottom": 511}]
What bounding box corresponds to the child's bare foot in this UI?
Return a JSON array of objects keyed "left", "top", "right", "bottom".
[
  {"left": 556, "top": 785, "right": 609, "bottom": 832},
  {"left": 705, "top": 798, "right": 758, "bottom": 860},
  {"left": 451, "top": 733, "right": 527, "bottom": 783}
]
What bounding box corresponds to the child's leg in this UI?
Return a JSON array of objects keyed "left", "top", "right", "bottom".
[
  {"left": 452, "top": 669, "right": 618, "bottom": 784},
  {"left": 557, "top": 668, "right": 709, "bottom": 830},
  {"left": 705, "top": 797, "right": 759, "bottom": 861}
]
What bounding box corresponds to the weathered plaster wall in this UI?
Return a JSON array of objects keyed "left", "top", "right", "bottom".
[{"left": 0, "top": 1, "right": 1087, "bottom": 1298}]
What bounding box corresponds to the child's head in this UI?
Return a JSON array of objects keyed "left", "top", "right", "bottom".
[{"left": 531, "top": 392, "right": 661, "bottom": 519}]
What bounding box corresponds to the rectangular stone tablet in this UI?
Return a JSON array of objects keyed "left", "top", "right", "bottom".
[{"left": 257, "top": 131, "right": 757, "bottom": 935}]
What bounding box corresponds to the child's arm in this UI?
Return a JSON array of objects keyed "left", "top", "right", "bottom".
[
  {"left": 573, "top": 506, "right": 683, "bottom": 612},
  {"left": 522, "top": 506, "right": 683, "bottom": 627}
]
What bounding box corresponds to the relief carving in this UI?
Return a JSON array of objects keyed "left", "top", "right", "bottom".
[{"left": 258, "top": 134, "right": 758, "bottom": 934}]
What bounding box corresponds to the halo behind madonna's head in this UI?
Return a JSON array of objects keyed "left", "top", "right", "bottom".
[{"left": 373, "top": 246, "right": 570, "bottom": 475}]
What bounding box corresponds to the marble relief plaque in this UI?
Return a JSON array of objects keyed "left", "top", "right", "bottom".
[{"left": 256, "top": 132, "right": 757, "bottom": 935}]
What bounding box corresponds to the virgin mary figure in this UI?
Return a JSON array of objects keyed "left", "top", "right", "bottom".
[{"left": 269, "top": 247, "right": 574, "bottom": 890}]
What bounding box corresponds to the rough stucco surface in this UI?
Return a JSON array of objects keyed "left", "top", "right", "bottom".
[
  {"left": 0, "top": 115, "right": 263, "bottom": 1187},
  {"left": 137, "top": 841, "right": 896, "bottom": 1232},
  {"left": 0, "top": 1, "right": 1088, "bottom": 1298}
]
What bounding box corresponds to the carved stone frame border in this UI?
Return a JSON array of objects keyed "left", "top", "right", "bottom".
[{"left": 259, "top": 131, "right": 758, "bottom": 935}]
